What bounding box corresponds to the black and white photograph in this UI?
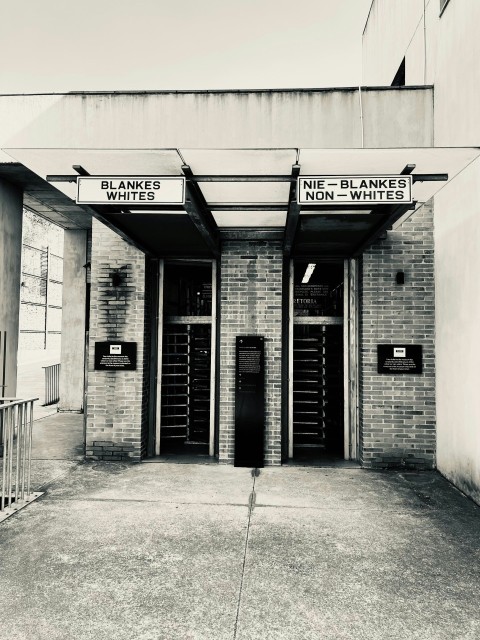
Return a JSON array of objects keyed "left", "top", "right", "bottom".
[{"left": 0, "top": 0, "right": 479, "bottom": 638}]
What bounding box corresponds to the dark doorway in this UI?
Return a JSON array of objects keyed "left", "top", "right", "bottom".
[
  {"left": 160, "top": 324, "right": 211, "bottom": 455},
  {"left": 158, "top": 261, "right": 214, "bottom": 457},
  {"left": 290, "top": 260, "right": 345, "bottom": 462},
  {"left": 292, "top": 324, "right": 344, "bottom": 460}
]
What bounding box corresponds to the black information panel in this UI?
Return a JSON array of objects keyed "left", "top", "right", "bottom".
[
  {"left": 377, "top": 345, "right": 422, "bottom": 374},
  {"left": 235, "top": 336, "right": 265, "bottom": 468},
  {"left": 94, "top": 342, "right": 137, "bottom": 371}
]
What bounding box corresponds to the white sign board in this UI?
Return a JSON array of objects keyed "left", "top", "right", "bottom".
[
  {"left": 76, "top": 176, "right": 185, "bottom": 205},
  {"left": 297, "top": 175, "right": 412, "bottom": 205}
]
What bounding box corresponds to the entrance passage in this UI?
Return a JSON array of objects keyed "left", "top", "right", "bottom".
[
  {"left": 156, "top": 260, "right": 216, "bottom": 457},
  {"left": 293, "top": 324, "right": 343, "bottom": 457},
  {"left": 161, "top": 324, "right": 211, "bottom": 454},
  {"left": 289, "top": 260, "right": 346, "bottom": 461}
]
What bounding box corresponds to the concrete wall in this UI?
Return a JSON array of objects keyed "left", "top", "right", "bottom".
[
  {"left": 363, "top": 0, "right": 439, "bottom": 87},
  {"left": 434, "top": 159, "right": 480, "bottom": 503},
  {"left": 19, "top": 211, "right": 64, "bottom": 351},
  {"left": 363, "top": 0, "right": 480, "bottom": 502},
  {"left": 0, "top": 179, "right": 23, "bottom": 397},
  {"left": 434, "top": 0, "right": 480, "bottom": 146},
  {"left": 1, "top": 88, "right": 432, "bottom": 153},
  {"left": 58, "top": 230, "right": 87, "bottom": 412},
  {"left": 219, "top": 241, "right": 283, "bottom": 465},
  {"left": 432, "top": 0, "right": 480, "bottom": 504},
  {"left": 363, "top": 0, "right": 425, "bottom": 86}
]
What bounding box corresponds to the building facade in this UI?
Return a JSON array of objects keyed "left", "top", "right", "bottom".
[
  {"left": 363, "top": 0, "right": 480, "bottom": 506},
  {"left": 0, "top": 0, "right": 478, "bottom": 504}
]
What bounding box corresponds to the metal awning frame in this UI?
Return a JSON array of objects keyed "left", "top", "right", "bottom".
[{"left": 45, "top": 163, "right": 447, "bottom": 258}]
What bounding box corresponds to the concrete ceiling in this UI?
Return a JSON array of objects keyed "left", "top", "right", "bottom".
[{"left": 0, "top": 163, "right": 91, "bottom": 230}]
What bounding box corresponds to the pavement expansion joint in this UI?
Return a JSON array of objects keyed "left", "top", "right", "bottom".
[
  {"left": 233, "top": 472, "right": 257, "bottom": 639},
  {"left": 44, "top": 496, "right": 251, "bottom": 507},
  {"left": 35, "top": 462, "right": 84, "bottom": 490},
  {"left": 253, "top": 503, "right": 430, "bottom": 512}
]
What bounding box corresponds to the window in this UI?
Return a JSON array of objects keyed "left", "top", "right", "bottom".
[
  {"left": 391, "top": 58, "right": 406, "bottom": 87},
  {"left": 440, "top": 0, "right": 451, "bottom": 15},
  {"left": 163, "top": 262, "right": 212, "bottom": 316},
  {"left": 293, "top": 262, "right": 344, "bottom": 317}
]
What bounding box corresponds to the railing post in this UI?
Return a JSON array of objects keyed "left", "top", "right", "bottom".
[
  {"left": 20, "top": 401, "right": 27, "bottom": 502},
  {"left": 26, "top": 400, "right": 34, "bottom": 497},
  {"left": 1, "top": 405, "right": 9, "bottom": 511},
  {"left": 1, "top": 397, "right": 40, "bottom": 519}
]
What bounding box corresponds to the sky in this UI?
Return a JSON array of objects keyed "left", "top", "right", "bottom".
[{"left": 1, "top": 0, "right": 373, "bottom": 93}]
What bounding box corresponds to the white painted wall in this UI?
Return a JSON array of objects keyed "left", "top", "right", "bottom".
[
  {"left": 363, "top": 0, "right": 425, "bottom": 85},
  {"left": 434, "top": 162, "right": 480, "bottom": 504},
  {"left": 432, "top": 0, "right": 480, "bottom": 503},
  {"left": 363, "top": 0, "right": 480, "bottom": 503},
  {"left": 434, "top": 0, "right": 480, "bottom": 146}
]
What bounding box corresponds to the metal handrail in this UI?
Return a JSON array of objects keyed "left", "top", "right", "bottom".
[
  {"left": 42, "top": 363, "right": 60, "bottom": 406},
  {"left": 0, "top": 398, "right": 38, "bottom": 514}
]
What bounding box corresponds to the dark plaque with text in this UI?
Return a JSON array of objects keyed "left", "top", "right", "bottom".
[
  {"left": 94, "top": 342, "right": 137, "bottom": 371},
  {"left": 235, "top": 336, "right": 265, "bottom": 468},
  {"left": 377, "top": 344, "right": 422, "bottom": 374}
]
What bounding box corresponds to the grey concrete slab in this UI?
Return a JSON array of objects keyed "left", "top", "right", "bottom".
[
  {"left": 29, "top": 459, "right": 82, "bottom": 491},
  {"left": 0, "top": 498, "right": 248, "bottom": 640},
  {"left": 43, "top": 460, "right": 254, "bottom": 505},
  {"left": 1, "top": 461, "right": 479, "bottom": 640},
  {"left": 254, "top": 467, "right": 442, "bottom": 512},
  {"left": 31, "top": 412, "right": 84, "bottom": 460},
  {"left": 236, "top": 501, "right": 480, "bottom": 640}
]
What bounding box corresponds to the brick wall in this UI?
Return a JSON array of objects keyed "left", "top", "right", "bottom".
[
  {"left": 219, "top": 241, "right": 283, "bottom": 465},
  {"left": 86, "top": 219, "right": 150, "bottom": 461},
  {"left": 359, "top": 202, "right": 436, "bottom": 469}
]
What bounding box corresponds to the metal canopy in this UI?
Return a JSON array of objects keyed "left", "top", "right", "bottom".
[{"left": 2, "top": 146, "right": 480, "bottom": 257}]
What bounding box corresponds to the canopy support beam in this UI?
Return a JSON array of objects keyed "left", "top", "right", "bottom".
[
  {"left": 352, "top": 201, "right": 416, "bottom": 257},
  {"left": 283, "top": 164, "right": 301, "bottom": 257},
  {"left": 181, "top": 165, "right": 220, "bottom": 258}
]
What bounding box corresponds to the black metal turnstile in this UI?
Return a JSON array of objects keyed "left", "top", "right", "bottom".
[
  {"left": 160, "top": 324, "right": 211, "bottom": 451},
  {"left": 293, "top": 324, "right": 343, "bottom": 456}
]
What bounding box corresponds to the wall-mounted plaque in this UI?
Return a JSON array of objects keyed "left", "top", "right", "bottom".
[
  {"left": 377, "top": 345, "right": 422, "bottom": 374},
  {"left": 235, "top": 336, "right": 265, "bottom": 468},
  {"left": 94, "top": 342, "right": 137, "bottom": 371}
]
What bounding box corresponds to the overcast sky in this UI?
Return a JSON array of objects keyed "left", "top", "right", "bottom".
[{"left": 1, "top": 0, "right": 373, "bottom": 93}]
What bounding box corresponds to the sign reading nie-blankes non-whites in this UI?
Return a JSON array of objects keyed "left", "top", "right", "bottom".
[
  {"left": 297, "top": 175, "right": 413, "bottom": 205},
  {"left": 76, "top": 176, "right": 186, "bottom": 205}
]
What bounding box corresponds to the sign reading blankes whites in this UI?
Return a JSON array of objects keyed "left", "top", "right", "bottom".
[{"left": 76, "top": 177, "right": 185, "bottom": 205}]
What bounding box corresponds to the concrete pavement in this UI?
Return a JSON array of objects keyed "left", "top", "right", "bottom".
[{"left": 0, "top": 449, "right": 479, "bottom": 639}]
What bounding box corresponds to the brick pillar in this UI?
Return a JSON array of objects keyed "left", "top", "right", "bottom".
[
  {"left": 219, "top": 241, "right": 283, "bottom": 465},
  {"left": 86, "top": 219, "right": 150, "bottom": 461},
  {"left": 360, "top": 202, "right": 436, "bottom": 469}
]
